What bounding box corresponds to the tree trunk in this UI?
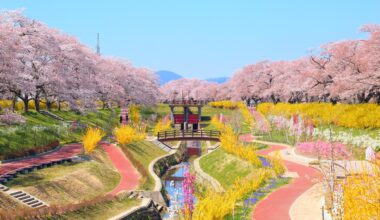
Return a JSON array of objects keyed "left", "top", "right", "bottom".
[
  {"left": 34, "top": 97, "right": 40, "bottom": 112},
  {"left": 46, "top": 100, "right": 52, "bottom": 111},
  {"left": 22, "top": 95, "right": 29, "bottom": 113},
  {"left": 12, "top": 94, "right": 17, "bottom": 112}
]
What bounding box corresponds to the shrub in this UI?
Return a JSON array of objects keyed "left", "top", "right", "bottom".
[
  {"left": 296, "top": 140, "right": 351, "bottom": 159},
  {"left": 257, "top": 102, "right": 380, "bottom": 129},
  {"left": 192, "top": 170, "right": 272, "bottom": 219},
  {"left": 128, "top": 105, "right": 141, "bottom": 125},
  {"left": 0, "top": 110, "right": 26, "bottom": 125},
  {"left": 114, "top": 125, "right": 145, "bottom": 146},
  {"left": 82, "top": 127, "right": 105, "bottom": 154},
  {"left": 153, "top": 117, "right": 172, "bottom": 135},
  {"left": 208, "top": 100, "right": 239, "bottom": 109}
]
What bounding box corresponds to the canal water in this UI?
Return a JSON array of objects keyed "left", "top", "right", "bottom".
[
  {"left": 161, "top": 141, "right": 271, "bottom": 219},
  {"left": 162, "top": 162, "right": 188, "bottom": 219}
]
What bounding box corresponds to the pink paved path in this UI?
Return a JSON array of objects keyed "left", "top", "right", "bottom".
[
  {"left": 101, "top": 143, "right": 140, "bottom": 195},
  {"left": 0, "top": 143, "right": 82, "bottom": 176},
  {"left": 243, "top": 107, "right": 320, "bottom": 219},
  {"left": 252, "top": 143, "right": 320, "bottom": 220}
]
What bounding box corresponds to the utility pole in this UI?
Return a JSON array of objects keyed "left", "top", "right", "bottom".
[{"left": 96, "top": 33, "right": 100, "bottom": 55}]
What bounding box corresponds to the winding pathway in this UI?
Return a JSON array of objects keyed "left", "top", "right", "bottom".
[
  {"left": 101, "top": 143, "right": 140, "bottom": 195},
  {"left": 253, "top": 143, "right": 319, "bottom": 220},
  {"left": 1, "top": 142, "right": 141, "bottom": 197},
  {"left": 242, "top": 107, "right": 321, "bottom": 219},
  {"left": 0, "top": 143, "right": 82, "bottom": 177}
]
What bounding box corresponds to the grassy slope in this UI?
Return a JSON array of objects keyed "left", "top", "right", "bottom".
[
  {"left": 0, "top": 192, "right": 25, "bottom": 210},
  {"left": 56, "top": 197, "right": 140, "bottom": 220},
  {"left": 0, "top": 109, "right": 120, "bottom": 158},
  {"left": 121, "top": 140, "right": 166, "bottom": 190},
  {"left": 5, "top": 148, "right": 120, "bottom": 205},
  {"left": 199, "top": 148, "right": 257, "bottom": 188}
]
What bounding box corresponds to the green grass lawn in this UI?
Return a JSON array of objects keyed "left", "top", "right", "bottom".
[
  {"left": 199, "top": 148, "right": 258, "bottom": 188},
  {"left": 0, "top": 109, "right": 120, "bottom": 160},
  {"left": 5, "top": 149, "right": 120, "bottom": 205},
  {"left": 55, "top": 197, "right": 140, "bottom": 220},
  {"left": 120, "top": 140, "right": 166, "bottom": 190},
  {"left": 254, "top": 129, "right": 297, "bottom": 146}
]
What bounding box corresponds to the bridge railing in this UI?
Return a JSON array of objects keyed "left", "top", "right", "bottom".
[{"left": 157, "top": 130, "right": 220, "bottom": 141}]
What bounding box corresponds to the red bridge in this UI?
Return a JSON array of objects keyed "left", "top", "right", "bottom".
[{"left": 157, "top": 130, "right": 220, "bottom": 142}]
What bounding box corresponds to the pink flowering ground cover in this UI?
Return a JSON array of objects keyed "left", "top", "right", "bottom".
[{"left": 296, "top": 140, "right": 352, "bottom": 159}]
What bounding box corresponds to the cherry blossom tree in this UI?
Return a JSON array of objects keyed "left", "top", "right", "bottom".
[{"left": 0, "top": 10, "right": 160, "bottom": 112}]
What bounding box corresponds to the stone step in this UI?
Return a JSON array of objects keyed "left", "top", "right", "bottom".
[
  {"left": 10, "top": 191, "right": 23, "bottom": 196},
  {"left": 0, "top": 185, "right": 8, "bottom": 191},
  {"left": 23, "top": 198, "right": 35, "bottom": 203},
  {"left": 31, "top": 202, "right": 43, "bottom": 208},
  {"left": 18, "top": 195, "right": 30, "bottom": 201},
  {"left": 26, "top": 200, "right": 39, "bottom": 205},
  {"left": 14, "top": 193, "right": 27, "bottom": 198}
]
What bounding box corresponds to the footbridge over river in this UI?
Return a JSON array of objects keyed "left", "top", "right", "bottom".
[{"left": 157, "top": 130, "right": 220, "bottom": 142}]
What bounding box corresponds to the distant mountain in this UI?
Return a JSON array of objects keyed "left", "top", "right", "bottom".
[
  {"left": 206, "top": 77, "right": 229, "bottom": 84},
  {"left": 156, "top": 70, "right": 183, "bottom": 85}
]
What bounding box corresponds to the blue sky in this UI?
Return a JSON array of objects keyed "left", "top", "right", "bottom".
[{"left": 1, "top": 0, "right": 380, "bottom": 79}]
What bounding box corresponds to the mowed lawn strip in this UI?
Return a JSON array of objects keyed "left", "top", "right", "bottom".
[
  {"left": 58, "top": 197, "right": 141, "bottom": 220},
  {"left": 0, "top": 109, "right": 120, "bottom": 159},
  {"left": 120, "top": 140, "right": 166, "bottom": 190},
  {"left": 199, "top": 148, "right": 257, "bottom": 188}
]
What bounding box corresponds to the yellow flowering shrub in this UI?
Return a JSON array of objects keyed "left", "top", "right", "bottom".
[
  {"left": 82, "top": 127, "right": 105, "bottom": 154},
  {"left": 209, "top": 100, "right": 256, "bottom": 128},
  {"left": 237, "top": 101, "right": 255, "bottom": 127},
  {"left": 114, "top": 124, "right": 146, "bottom": 145},
  {"left": 342, "top": 163, "right": 380, "bottom": 219},
  {"left": 193, "top": 170, "right": 272, "bottom": 219},
  {"left": 211, "top": 114, "right": 262, "bottom": 167},
  {"left": 153, "top": 117, "right": 172, "bottom": 135},
  {"left": 209, "top": 100, "right": 239, "bottom": 109},
  {"left": 0, "top": 99, "right": 66, "bottom": 111},
  {"left": 265, "top": 151, "right": 286, "bottom": 176},
  {"left": 198, "top": 115, "right": 286, "bottom": 219},
  {"left": 257, "top": 102, "right": 380, "bottom": 128},
  {"left": 128, "top": 105, "right": 141, "bottom": 125},
  {"left": 0, "top": 100, "right": 12, "bottom": 109}
]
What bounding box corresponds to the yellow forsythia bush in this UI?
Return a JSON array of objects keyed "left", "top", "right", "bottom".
[
  {"left": 0, "top": 99, "right": 61, "bottom": 111},
  {"left": 210, "top": 116, "right": 225, "bottom": 131},
  {"left": 342, "top": 164, "right": 380, "bottom": 219},
  {"left": 237, "top": 101, "right": 255, "bottom": 127},
  {"left": 257, "top": 102, "right": 380, "bottom": 128},
  {"left": 265, "top": 151, "right": 286, "bottom": 176},
  {"left": 82, "top": 127, "right": 105, "bottom": 154},
  {"left": 209, "top": 100, "right": 255, "bottom": 127},
  {"left": 214, "top": 116, "right": 261, "bottom": 166},
  {"left": 209, "top": 100, "right": 239, "bottom": 109},
  {"left": 153, "top": 117, "right": 172, "bottom": 135},
  {"left": 129, "top": 105, "right": 141, "bottom": 125},
  {"left": 114, "top": 124, "right": 146, "bottom": 145},
  {"left": 193, "top": 170, "right": 271, "bottom": 219},
  {"left": 0, "top": 100, "right": 12, "bottom": 109},
  {"left": 211, "top": 115, "right": 261, "bottom": 166}
]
